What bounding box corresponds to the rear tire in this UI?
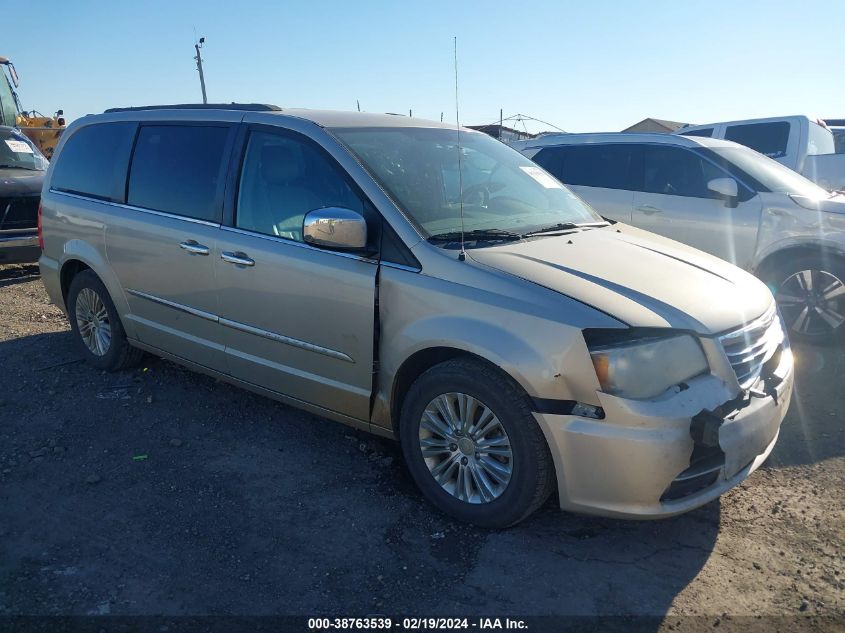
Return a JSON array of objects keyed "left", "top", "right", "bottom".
[
  {"left": 764, "top": 253, "right": 845, "bottom": 343},
  {"left": 399, "top": 357, "right": 555, "bottom": 528},
  {"left": 67, "top": 270, "right": 144, "bottom": 371}
]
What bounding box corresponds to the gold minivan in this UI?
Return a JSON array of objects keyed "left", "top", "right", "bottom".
[{"left": 39, "top": 105, "right": 793, "bottom": 527}]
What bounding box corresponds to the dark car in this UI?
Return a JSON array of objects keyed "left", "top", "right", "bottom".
[{"left": 0, "top": 125, "right": 47, "bottom": 265}]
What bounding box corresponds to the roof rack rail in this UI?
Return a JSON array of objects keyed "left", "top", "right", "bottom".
[{"left": 103, "top": 103, "right": 282, "bottom": 114}]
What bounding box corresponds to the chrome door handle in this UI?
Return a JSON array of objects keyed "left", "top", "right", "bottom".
[
  {"left": 221, "top": 251, "right": 255, "bottom": 267},
  {"left": 636, "top": 205, "right": 662, "bottom": 215},
  {"left": 179, "top": 240, "right": 209, "bottom": 255}
]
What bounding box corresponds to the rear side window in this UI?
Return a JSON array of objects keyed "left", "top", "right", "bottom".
[
  {"left": 725, "top": 122, "right": 790, "bottom": 159},
  {"left": 51, "top": 122, "right": 135, "bottom": 201},
  {"left": 128, "top": 125, "right": 230, "bottom": 222},
  {"left": 680, "top": 128, "right": 714, "bottom": 138},
  {"left": 533, "top": 144, "right": 633, "bottom": 190}
]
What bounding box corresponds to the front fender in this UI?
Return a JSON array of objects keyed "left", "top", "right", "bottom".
[
  {"left": 375, "top": 267, "right": 607, "bottom": 431},
  {"left": 753, "top": 203, "right": 845, "bottom": 273}
]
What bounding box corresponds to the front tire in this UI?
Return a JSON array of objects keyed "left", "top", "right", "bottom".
[
  {"left": 67, "top": 270, "right": 144, "bottom": 371},
  {"left": 399, "top": 358, "right": 555, "bottom": 528},
  {"left": 765, "top": 254, "right": 845, "bottom": 343}
]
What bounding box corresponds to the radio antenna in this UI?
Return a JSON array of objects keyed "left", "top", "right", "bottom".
[{"left": 453, "top": 36, "right": 466, "bottom": 262}]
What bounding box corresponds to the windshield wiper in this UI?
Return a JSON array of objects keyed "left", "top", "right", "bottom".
[
  {"left": 522, "top": 221, "right": 609, "bottom": 237},
  {"left": 427, "top": 228, "right": 523, "bottom": 244}
]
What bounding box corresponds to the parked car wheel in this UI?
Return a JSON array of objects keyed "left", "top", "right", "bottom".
[
  {"left": 766, "top": 254, "right": 845, "bottom": 342},
  {"left": 399, "top": 357, "right": 555, "bottom": 528},
  {"left": 67, "top": 270, "right": 144, "bottom": 371}
]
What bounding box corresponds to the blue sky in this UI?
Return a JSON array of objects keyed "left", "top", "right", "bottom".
[{"left": 6, "top": 0, "right": 844, "bottom": 132}]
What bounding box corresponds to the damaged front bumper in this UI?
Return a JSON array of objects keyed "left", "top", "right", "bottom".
[{"left": 534, "top": 340, "right": 794, "bottom": 519}]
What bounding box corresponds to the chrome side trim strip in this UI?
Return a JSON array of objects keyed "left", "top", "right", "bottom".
[
  {"left": 123, "top": 290, "right": 352, "bottom": 362},
  {"left": 218, "top": 225, "right": 378, "bottom": 265},
  {"left": 50, "top": 190, "right": 221, "bottom": 228},
  {"left": 219, "top": 316, "right": 354, "bottom": 363},
  {"left": 126, "top": 289, "right": 218, "bottom": 322}
]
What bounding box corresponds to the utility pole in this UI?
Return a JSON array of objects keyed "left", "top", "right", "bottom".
[{"left": 194, "top": 37, "right": 207, "bottom": 104}]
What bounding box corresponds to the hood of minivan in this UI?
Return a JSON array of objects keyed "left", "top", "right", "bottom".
[
  {"left": 468, "top": 224, "right": 773, "bottom": 335},
  {"left": 0, "top": 169, "right": 45, "bottom": 196}
]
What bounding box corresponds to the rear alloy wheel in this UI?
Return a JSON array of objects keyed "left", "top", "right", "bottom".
[
  {"left": 75, "top": 287, "right": 112, "bottom": 357},
  {"left": 67, "top": 270, "right": 144, "bottom": 371},
  {"left": 399, "top": 358, "right": 555, "bottom": 528},
  {"left": 773, "top": 263, "right": 845, "bottom": 341}
]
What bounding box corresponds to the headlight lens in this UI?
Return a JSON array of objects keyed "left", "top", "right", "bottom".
[{"left": 589, "top": 335, "right": 708, "bottom": 400}]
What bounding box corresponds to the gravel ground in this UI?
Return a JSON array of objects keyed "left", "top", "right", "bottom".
[{"left": 0, "top": 263, "right": 843, "bottom": 627}]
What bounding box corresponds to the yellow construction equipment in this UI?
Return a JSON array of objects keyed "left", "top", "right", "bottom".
[{"left": 0, "top": 56, "right": 65, "bottom": 159}]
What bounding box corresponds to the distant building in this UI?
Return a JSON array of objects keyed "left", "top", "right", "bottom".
[
  {"left": 622, "top": 118, "right": 688, "bottom": 133},
  {"left": 468, "top": 124, "right": 536, "bottom": 143}
]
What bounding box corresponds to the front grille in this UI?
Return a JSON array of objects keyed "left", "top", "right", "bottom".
[
  {"left": 0, "top": 195, "right": 40, "bottom": 231},
  {"left": 719, "top": 305, "right": 785, "bottom": 389}
]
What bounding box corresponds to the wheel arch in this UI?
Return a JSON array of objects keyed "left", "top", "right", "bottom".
[
  {"left": 56, "top": 240, "right": 135, "bottom": 338},
  {"left": 753, "top": 242, "right": 845, "bottom": 282},
  {"left": 60, "top": 259, "right": 91, "bottom": 304}
]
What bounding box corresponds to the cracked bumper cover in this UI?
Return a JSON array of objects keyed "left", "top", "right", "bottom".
[{"left": 533, "top": 348, "right": 794, "bottom": 519}]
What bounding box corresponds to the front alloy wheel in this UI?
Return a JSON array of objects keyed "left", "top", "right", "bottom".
[
  {"left": 419, "top": 392, "right": 513, "bottom": 504},
  {"left": 399, "top": 358, "right": 555, "bottom": 528},
  {"left": 776, "top": 268, "right": 845, "bottom": 338}
]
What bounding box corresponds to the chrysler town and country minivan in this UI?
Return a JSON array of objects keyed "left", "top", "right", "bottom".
[
  {"left": 39, "top": 105, "right": 793, "bottom": 526},
  {"left": 514, "top": 132, "right": 845, "bottom": 341}
]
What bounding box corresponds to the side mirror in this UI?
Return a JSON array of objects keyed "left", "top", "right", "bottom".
[
  {"left": 707, "top": 177, "right": 739, "bottom": 207},
  {"left": 303, "top": 207, "right": 367, "bottom": 250}
]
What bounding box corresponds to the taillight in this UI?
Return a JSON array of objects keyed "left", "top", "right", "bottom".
[{"left": 37, "top": 202, "right": 44, "bottom": 250}]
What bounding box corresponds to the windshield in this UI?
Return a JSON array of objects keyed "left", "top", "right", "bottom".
[
  {"left": 0, "top": 128, "right": 48, "bottom": 170},
  {"left": 331, "top": 126, "right": 601, "bottom": 239},
  {"left": 711, "top": 145, "right": 831, "bottom": 200}
]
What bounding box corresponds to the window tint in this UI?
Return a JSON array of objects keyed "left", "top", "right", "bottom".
[
  {"left": 236, "top": 131, "right": 363, "bottom": 241},
  {"left": 724, "top": 122, "right": 790, "bottom": 159},
  {"left": 680, "top": 128, "right": 714, "bottom": 138},
  {"left": 534, "top": 144, "right": 632, "bottom": 190},
  {"left": 641, "top": 146, "right": 725, "bottom": 198},
  {"left": 128, "top": 125, "right": 229, "bottom": 221},
  {"left": 51, "top": 122, "right": 135, "bottom": 201}
]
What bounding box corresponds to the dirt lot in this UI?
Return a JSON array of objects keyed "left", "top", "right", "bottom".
[{"left": 0, "top": 263, "right": 843, "bottom": 626}]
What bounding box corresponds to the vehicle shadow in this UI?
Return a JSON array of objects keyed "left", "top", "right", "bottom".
[
  {"left": 0, "top": 263, "right": 40, "bottom": 288},
  {"left": 424, "top": 497, "right": 720, "bottom": 619},
  {"left": 766, "top": 340, "right": 845, "bottom": 467}
]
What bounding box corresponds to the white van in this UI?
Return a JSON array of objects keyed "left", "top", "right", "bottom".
[{"left": 678, "top": 115, "right": 845, "bottom": 192}]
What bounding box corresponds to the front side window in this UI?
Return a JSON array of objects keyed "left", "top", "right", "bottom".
[
  {"left": 640, "top": 146, "right": 725, "bottom": 198},
  {"left": 51, "top": 122, "right": 135, "bottom": 201},
  {"left": 332, "top": 127, "right": 600, "bottom": 239},
  {"left": 236, "top": 131, "right": 364, "bottom": 242},
  {"left": 725, "top": 122, "right": 790, "bottom": 159},
  {"left": 0, "top": 128, "right": 48, "bottom": 171},
  {"left": 128, "top": 125, "right": 230, "bottom": 221}
]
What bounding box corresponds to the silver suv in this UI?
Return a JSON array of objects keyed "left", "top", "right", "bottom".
[
  {"left": 39, "top": 105, "right": 793, "bottom": 526},
  {"left": 514, "top": 132, "right": 845, "bottom": 341}
]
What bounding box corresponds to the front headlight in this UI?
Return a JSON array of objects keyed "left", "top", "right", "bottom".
[{"left": 589, "top": 334, "right": 709, "bottom": 400}]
